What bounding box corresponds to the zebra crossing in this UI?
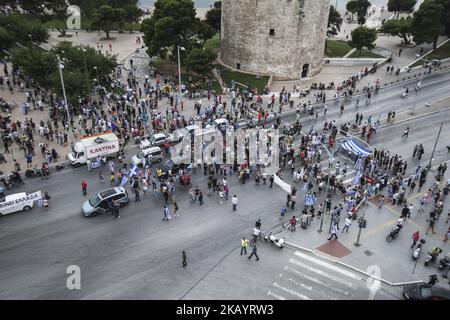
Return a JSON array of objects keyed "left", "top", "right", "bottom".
[{"left": 266, "top": 250, "right": 402, "bottom": 300}]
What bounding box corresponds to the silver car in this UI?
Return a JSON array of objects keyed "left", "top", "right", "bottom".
[{"left": 82, "top": 187, "right": 129, "bottom": 217}]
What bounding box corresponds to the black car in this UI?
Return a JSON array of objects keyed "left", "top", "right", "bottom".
[{"left": 403, "top": 284, "right": 450, "bottom": 300}]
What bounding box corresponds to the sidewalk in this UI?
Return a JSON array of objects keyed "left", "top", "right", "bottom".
[{"left": 274, "top": 179, "right": 450, "bottom": 284}]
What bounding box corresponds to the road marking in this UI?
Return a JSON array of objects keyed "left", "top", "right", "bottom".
[
  {"left": 287, "top": 278, "right": 338, "bottom": 300},
  {"left": 433, "top": 84, "right": 450, "bottom": 91},
  {"left": 273, "top": 282, "right": 311, "bottom": 300},
  {"left": 294, "top": 251, "right": 363, "bottom": 281},
  {"left": 284, "top": 266, "right": 350, "bottom": 296},
  {"left": 289, "top": 258, "right": 357, "bottom": 288},
  {"left": 267, "top": 290, "right": 286, "bottom": 300}
]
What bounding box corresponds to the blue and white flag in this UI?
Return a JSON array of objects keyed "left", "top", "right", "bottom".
[
  {"left": 89, "top": 159, "right": 102, "bottom": 169},
  {"left": 352, "top": 171, "right": 362, "bottom": 185},
  {"left": 129, "top": 163, "right": 140, "bottom": 178},
  {"left": 305, "top": 193, "right": 315, "bottom": 206},
  {"left": 121, "top": 176, "right": 128, "bottom": 186},
  {"left": 354, "top": 158, "right": 362, "bottom": 171}
]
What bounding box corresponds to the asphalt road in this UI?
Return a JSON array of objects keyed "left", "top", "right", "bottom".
[{"left": 1, "top": 73, "right": 450, "bottom": 299}]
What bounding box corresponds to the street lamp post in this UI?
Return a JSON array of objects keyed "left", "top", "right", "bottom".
[
  {"left": 82, "top": 48, "right": 90, "bottom": 96},
  {"left": 93, "top": 66, "right": 100, "bottom": 106},
  {"left": 409, "top": 73, "right": 423, "bottom": 115},
  {"left": 354, "top": 192, "right": 368, "bottom": 247},
  {"left": 177, "top": 45, "right": 185, "bottom": 106},
  {"left": 427, "top": 121, "right": 444, "bottom": 170},
  {"left": 318, "top": 143, "right": 335, "bottom": 233},
  {"left": 57, "top": 58, "right": 74, "bottom": 141}
]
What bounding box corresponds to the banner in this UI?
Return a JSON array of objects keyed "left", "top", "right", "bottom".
[
  {"left": 0, "top": 191, "right": 42, "bottom": 211},
  {"left": 274, "top": 174, "right": 292, "bottom": 194}
]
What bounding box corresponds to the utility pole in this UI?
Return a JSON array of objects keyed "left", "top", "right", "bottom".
[
  {"left": 318, "top": 144, "right": 335, "bottom": 233},
  {"left": 57, "top": 57, "right": 75, "bottom": 141},
  {"left": 427, "top": 121, "right": 444, "bottom": 170},
  {"left": 354, "top": 192, "right": 368, "bottom": 247},
  {"left": 177, "top": 45, "right": 185, "bottom": 106}
]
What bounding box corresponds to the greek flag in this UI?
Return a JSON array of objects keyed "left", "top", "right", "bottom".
[
  {"left": 89, "top": 159, "right": 102, "bottom": 169},
  {"left": 354, "top": 158, "right": 362, "bottom": 171},
  {"left": 352, "top": 171, "right": 362, "bottom": 185},
  {"left": 129, "top": 163, "right": 139, "bottom": 178},
  {"left": 305, "top": 193, "right": 315, "bottom": 206},
  {"left": 111, "top": 121, "right": 118, "bottom": 132},
  {"left": 121, "top": 176, "right": 128, "bottom": 186}
]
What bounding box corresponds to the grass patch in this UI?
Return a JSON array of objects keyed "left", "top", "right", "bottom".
[
  {"left": 324, "top": 40, "right": 352, "bottom": 58},
  {"left": 410, "top": 41, "right": 450, "bottom": 67},
  {"left": 151, "top": 57, "right": 222, "bottom": 93},
  {"left": 348, "top": 50, "right": 384, "bottom": 58},
  {"left": 204, "top": 33, "right": 221, "bottom": 54},
  {"left": 216, "top": 66, "right": 269, "bottom": 93}
]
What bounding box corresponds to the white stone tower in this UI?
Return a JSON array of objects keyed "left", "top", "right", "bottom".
[{"left": 221, "top": 0, "right": 330, "bottom": 79}]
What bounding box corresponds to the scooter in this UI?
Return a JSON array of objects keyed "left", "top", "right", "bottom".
[
  {"left": 438, "top": 252, "right": 450, "bottom": 270},
  {"left": 264, "top": 232, "right": 285, "bottom": 249},
  {"left": 424, "top": 247, "right": 443, "bottom": 266},
  {"left": 412, "top": 239, "right": 426, "bottom": 261},
  {"left": 386, "top": 224, "right": 402, "bottom": 242}
]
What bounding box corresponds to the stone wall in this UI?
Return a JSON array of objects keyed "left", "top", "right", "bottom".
[{"left": 221, "top": 0, "right": 330, "bottom": 79}]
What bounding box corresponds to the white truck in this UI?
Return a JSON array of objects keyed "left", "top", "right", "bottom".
[{"left": 68, "top": 132, "right": 120, "bottom": 167}]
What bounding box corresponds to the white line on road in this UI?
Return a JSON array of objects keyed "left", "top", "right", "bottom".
[
  {"left": 294, "top": 252, "right": 363, "bottom": 281},
  {"left": 287, "top": 278, "right": 338, "bottom": 301},
  {"left": 267, "top": 290, "right": 286, "bottom": 300},
  {"left": 289, "top": 258, "right": 358, "bottom": 288},
  {"left": 433, "top": 84, "right": 450, "bottom": 91},
  {"left": 284, "top": 266, "right": 350, "bottom": 296},
  {"left": 273, "top": 282, "right": 311, "bottom": 300}
]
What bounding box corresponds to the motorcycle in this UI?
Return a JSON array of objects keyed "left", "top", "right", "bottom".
[
  {"left": 412, "top": 239, "right": 426, "bottom": 261},
  {"left": 264, "top": 232, "right": 285, "bottom": 249},
  {"left": 386, "top": 224, "right": 403, "bottom": 242},
  {"left": 25, "top": 168, "right": 42, "bottom": 178},
  {"left": 438, "top": 252, "right": 450, "bottom": 270},
  {"left": 0, "top": 177, "right": 12, "bottom": 189},
  {"left": 424, "top": 247, "right": 443, "bottom": 266}
]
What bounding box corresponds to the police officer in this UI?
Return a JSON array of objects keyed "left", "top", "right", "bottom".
[{"left": 113, "top": 201, "right": 120, "bottom": 219}]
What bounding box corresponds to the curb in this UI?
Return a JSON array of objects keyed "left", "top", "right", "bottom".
[{"left": 282, "top": 240, "right": 426, "bottom": 287}]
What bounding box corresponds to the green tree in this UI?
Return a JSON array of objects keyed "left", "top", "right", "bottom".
[
  {"left": 91, "top": 5, "right": 125, "bottom": 38},
  {"left": 0, "top": 14, "right": 49, "bottom": 47},
  {"left": 197, "top": 20, "right": 216, "bottom": 46},
  {"left": 141, "top": 0, "right": 204, "bottom": 60},
  {"left": 185, "top": 48, "right": 217, "bottom": 75},
  {"left": 0, "top": 26, "right": 14, "bottom": 56},
  {"left": 327, "top": 5, "right": 343, "bottom": 36},
  {"left": 205, "top": 1, "right": 221, "bottom": 32},
  {"left": 387, "top": 0, "right": 417, "bottom": 19},
  {"left": 349, "top": 26, "right": 378, "bottom": 54},
  {"left": 346, "top": 0, "right": 371, "bottom": 25},
  {"left": 411, "top": 0, "right": 444, "bottom": 50},
  {"left": 437, "top": 0, "right": 450, "bottom": 37},
  {"left": 10, "top": 42, "right": 117, "bottom": 103},
  {"left": 379, "top": 17, "right": 412, "bottom": 44}
]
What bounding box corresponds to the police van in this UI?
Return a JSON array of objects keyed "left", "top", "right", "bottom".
[{"left": 0, "top": 191, "right": 42, "bottom": 216}]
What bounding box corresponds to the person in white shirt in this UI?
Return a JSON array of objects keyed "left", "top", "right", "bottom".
[
  {"left": 232, "top": 195, "right": 238, "bottom": 211},
  {"left": 342, "top": 216, "right": 352, "bottom": 233}
]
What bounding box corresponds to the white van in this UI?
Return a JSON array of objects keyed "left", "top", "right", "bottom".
[
  {"left": 0, "top": 191, "right": 41, "bottom": 216},
  {"left": 132, "top": 146, "right": 163, "bottom": 166}
]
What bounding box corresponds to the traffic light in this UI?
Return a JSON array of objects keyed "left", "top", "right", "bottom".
[
  {"left": 362, "top": 219, "right": 367, "bottom": 228},
  {"left": 358, "top": 217, "right": 368, "bottom": 228}
]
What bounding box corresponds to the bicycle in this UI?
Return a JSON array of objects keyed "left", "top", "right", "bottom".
[{"left": 250, "top": 233, "right": 263, "bottom": 247}]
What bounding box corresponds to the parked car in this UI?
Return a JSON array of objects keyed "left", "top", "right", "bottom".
[
  {"left": 132, "top": 146, "right": 163, "bottom": 166},
  {"left": 150, "top": 133, "right": 170, "bottom": 146},
  {"left": 403, "top": 283, "right": 450, "bottom": 300},
  {"left": 82, "top": 187, "right": 129, "bottom": 217}
]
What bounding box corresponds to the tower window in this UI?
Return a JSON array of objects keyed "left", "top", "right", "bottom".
[
  {"left": 236, "top": 63, "right": 241, "bottom": 70},
  {"left": 269, "top": 29, "right": 275, "bottom": 36}
]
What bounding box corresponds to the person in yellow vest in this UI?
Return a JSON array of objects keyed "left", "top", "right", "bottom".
[{"left": 240, "top": 237, "right": 249, "bottom": 255}]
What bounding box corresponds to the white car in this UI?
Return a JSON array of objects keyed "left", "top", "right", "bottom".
[
  {"left": 132, "top": 146, "right": 163, "bottom": 166},
  {"left": 150, "top": 133, "right": 170, "bottom": 146},
  {"left": 0, "top": 192, "right": 39, "bottom": 216}
]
